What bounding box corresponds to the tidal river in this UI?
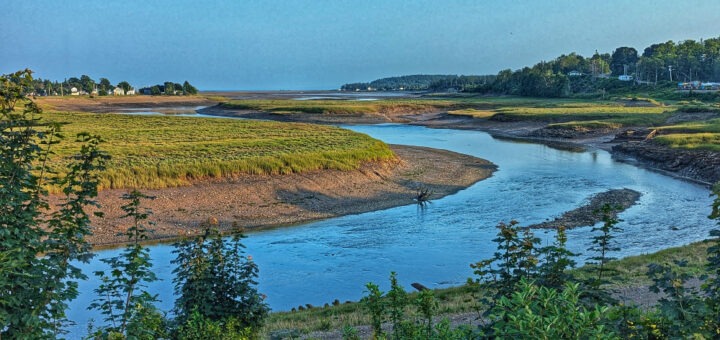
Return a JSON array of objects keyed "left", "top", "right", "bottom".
[{"left": 66, "top": 124, "right": 715, "bottom": 336}]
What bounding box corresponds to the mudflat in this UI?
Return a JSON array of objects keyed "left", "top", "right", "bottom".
[{"left": 72, "top": 145, "right": 496, "bottom": 248}]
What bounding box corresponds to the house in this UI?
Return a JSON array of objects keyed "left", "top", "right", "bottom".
[
  {"left": 567, "top": 70, "right": 583, "bottom": 77},
  {"left": 113, "top": 87, "right": 125, "bottom": 96},
  {"left": 618, "top": 75, "right": 633, "bottom": 81},
  {"left": 126, "top": 88, "right": 135, "bottom": 95},
  {"left": 70, "top": 87, "right": 79, "bottom": 96}
]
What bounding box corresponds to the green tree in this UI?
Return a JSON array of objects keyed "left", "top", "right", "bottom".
[
  {"left": 164, "top": 82, "right": 175, "bottom": 95},
  {"left": 89, "top": 190, "right": 164, "bottom": 338},
  {"left": 172, "top": 229, "right": 269, "bottom": 331},
  {"left": 183, "top": 81, "right": 198, "bottom": 95},
  {"left": 80, "top": 74, "right": 96, "bottom": 94},
  {"left": 117, "top": 81, "right": 132, "bottom": 93},
  {"left": 610, "top": 47, "right": 639, "bottom": 76},
  {"left": 0, "top": 69, "right": 108, "bottom": 338}
]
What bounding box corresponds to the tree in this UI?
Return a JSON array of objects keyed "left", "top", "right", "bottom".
[
  {"left": 182, "top": 81, "right": 198, "bottom": 95},
  {"left": 89, "top": 190, "right": 164, "bottom": 338},
  {"left": 99, "top": 77, "right": 112, "bottom": 95},
  {"left": 80, "top": 74, "right": 95, "bottom": 94},
  {"left": 0, "top": 69, "right": 109, "bottom": 337},
  {"left": 164, "top": 82, "right": 175, "bottom": 95},
  {"left": 610, "top": 47, "right": 639, "bottom": 76},
  {"left": 117, "top": 81, "right": 131, "bottom": 93},
  {"left": 172, "top": 229, "right": 269, "bottom": 330},
  {"left": 150, "top": 85, "right": 161, "bottom": 95}
]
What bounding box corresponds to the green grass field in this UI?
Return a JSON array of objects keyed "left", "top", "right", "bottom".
[{"left": 44, "top": 112, "right": 395, "bottom": 190}]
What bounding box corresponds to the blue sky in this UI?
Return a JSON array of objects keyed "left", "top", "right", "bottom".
[{"left": 2, "top": 0, "right": 719, "bottom": 90}]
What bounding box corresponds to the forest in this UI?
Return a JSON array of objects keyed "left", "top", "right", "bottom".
[{"left": 343, "top": 37, "right": 720, "bottom": 98}]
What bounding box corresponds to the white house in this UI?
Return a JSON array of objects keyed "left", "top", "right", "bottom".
[
  {"left": 126, "top": 88, "right": 135, "bottom": 95},
  {"left": 618, "top": 75, "right": 633, "bottom": 81},
  {"left": 70, "top": 87, "right": 79, "bottom": 96},
  {"left": 113, "top": 87, "right": 125, "bottom": 96},
  {"left": 567, "top": 70, "right": 583, "bottom": 77}
]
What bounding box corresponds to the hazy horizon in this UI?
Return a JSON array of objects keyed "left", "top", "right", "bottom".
[{"left": 3, "top": 0, "right": 720, "bottom": 90}]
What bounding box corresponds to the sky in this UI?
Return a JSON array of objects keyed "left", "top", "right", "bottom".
[{"left": 2, "top": 0, "right": 720, "bottom": 90}]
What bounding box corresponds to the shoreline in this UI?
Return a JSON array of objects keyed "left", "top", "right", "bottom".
[
  {"left": 74, "top": 144, "right": 496, "bottom": 249},
  {"left": 200, "top": 105, "right": 718, "bottom": 186}
]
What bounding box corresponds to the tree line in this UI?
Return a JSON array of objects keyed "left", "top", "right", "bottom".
[
  {"left": 340, "top": 74, "right": 493, "bottom": 92},
  {"left": 22, "top": 73, "right": 198, "bottom": 96},
  {"left": 343, "top": 36, "right": 720, "bottom": 98}
]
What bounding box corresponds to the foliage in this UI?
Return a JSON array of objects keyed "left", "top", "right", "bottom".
[
  {"left": 536, "top": 226, "right": 578, "bottom": 290},
  {"left": 340, "top": 74, "right": 488, "bottom": 91},
  {"left": 647, "top": 260, "right": 707, "bottom": 337},
  {"left": 176, "top": 310, "right": 255, "bottom": 340},
  {"left": 586, "top": 205, "right": 623, "bottom": 286},
  {"left": 0, "top": 69, "right": 108, "bottom": 338},
  {"left": 172, "top": 229, "right": 269, "bottom": 330},
  {"left": 360, "top": 273, "right": 477, "bottom": 339},
  {"left": 88, "top": 190, "right": 163, "bottom": 338},
  {"left": 361, "top": 282, "right": 386, "bottom": 338},
  {"left": 470, "top": 220, "right": 540, "bottom": 305},
  {"left": 41, "top": 111, "right": 395, "bottom": 190},
  {"left": 702, "top": 183, "right": 720, "bottom": 333},
  {"left": 486, "top": 279, "right": 615, "bottom": 339}
]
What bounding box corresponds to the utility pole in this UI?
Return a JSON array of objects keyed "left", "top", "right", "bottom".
[{"left": 668, "top": 65, "right": 673, "bottom": 82}]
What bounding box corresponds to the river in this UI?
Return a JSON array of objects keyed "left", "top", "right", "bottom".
[{"left": 65, "top": 123, "right": 715, "bottom": 336}]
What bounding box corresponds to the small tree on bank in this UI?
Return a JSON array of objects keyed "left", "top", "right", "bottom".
[{"left": 172, "top": 228, "right": 269, "bottom": 332}]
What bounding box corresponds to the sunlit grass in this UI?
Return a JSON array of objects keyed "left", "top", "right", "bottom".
[
  {"left": 44, "top": 112, "right": 395, "bottom": 190},
  {"left": 659, "top": 118, "right": 720, "bottom": 134},
  {"left": 654, "top": 133, "right": 720, "bottom": 151},
  {"left": 547, "top": 120, "right": 623, "bottom": 130},
  {"left": 220, "top": 99, "right": 456, "bottom": 115},
  {"left": 447, "top": 108, "right": 496, "bottom": 118}
]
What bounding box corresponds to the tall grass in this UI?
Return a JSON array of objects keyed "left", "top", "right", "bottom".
[
  {"left": 44, "top": 112, "right": 395, "bottom": 190},
  {"left": 220, "top": 99, "right": 456, "bottom": 115}
]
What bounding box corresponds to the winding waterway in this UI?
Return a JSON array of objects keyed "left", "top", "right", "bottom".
[{"left": 66, "top": 123, "right": 714, "bottom": 336}]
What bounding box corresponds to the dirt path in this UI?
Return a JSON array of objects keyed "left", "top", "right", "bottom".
[{"left": 68, "top": 145, "right": 496, "bottom": 248}]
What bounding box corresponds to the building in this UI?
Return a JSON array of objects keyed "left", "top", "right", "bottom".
[
  {"left": 567, "top": 70, "right": 583, "bottom": 77},
  {"left": 70, "top": 87, "right": 79, "bottom": 96},
  {"left": 126, "top": 88, "right": 135, "bottom": 95},
  {"left": 618, "top": 75, "right": 633, "bottom": 81},
  {"left": 113, "top": 87, "right": 125, "bottom": 96}
]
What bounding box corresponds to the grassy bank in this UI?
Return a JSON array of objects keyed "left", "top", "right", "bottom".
[
  {"left": 260, "top": 240, "right": 712, "bottom": 337},
  {"left": 220, "top": 98, "right": 456, "bottom": 115},
  {"left": 43, "top": 112, "right": 395, "bottom": 190},
  {"left": 654, "top": 118, "right": 720, "bottom": 151}
]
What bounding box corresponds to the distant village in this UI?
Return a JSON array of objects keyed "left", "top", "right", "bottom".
[{"left": 27, "top": 75, "right": 198, "bottom": 97}]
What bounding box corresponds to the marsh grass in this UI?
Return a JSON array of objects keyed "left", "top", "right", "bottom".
[
  {"left": 220, "top": 99, "right": 456, "bottom": 115},
  {"left": 43, "top": 112, "right": 395, "bottom": 190}
]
